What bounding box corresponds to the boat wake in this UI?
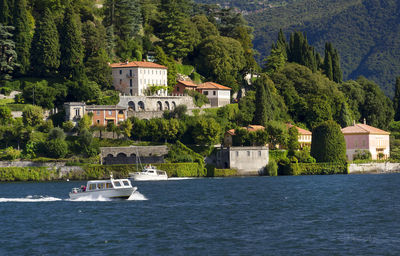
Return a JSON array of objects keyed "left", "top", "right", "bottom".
[
  {"left": 67, "top": 195, "right": 112, "bottom": 202},
  {"left": 0, "top": 195, "right": 62, "bottom": 202},
  {"left": 127, "top": 191, "right": 148, "bottom": 200}
]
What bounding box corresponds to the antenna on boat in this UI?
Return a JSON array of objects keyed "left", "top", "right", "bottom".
[{"left": 110, "top": 172, "right": 113, "bottom": 180}]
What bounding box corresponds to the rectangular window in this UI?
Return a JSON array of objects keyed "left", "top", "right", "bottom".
[
  {"left": 123, "top": 181, "right": 129, "bottom": 186},
  {"left": 204, "top": 91, "right": 208, "bottom": 95},
  {"left": 96, "top": 120, "right": 100, "bottom": 124},
  {"left": 213, "top": 91, "right": 216, "bottom": 95},
  {"left": 130, "top": 69, "right": 132, "bottom": 77},
  {"left": 96, "top": 110, "right": 100, "bottom": 115},
  {"left": 113, "top": 181, "right": 121, "bottom": 187},
  {"left": 130, "top": 89, "right": 133, "bottom": 95},
  {"left": 177, "top": 87, "right": 180, "bottom": 92},
  {"left": 247, "top": 151, "right": 251, "bottom": 156},
  {"left": 130, "top": 79, "right": 132, "bottom": 87},
  {"left": 108, "top": 110, "right": 112, "bottom": 115},
  {"left": 75, "top": 109, "right": 79, "bottom": 116},
  {"left": 119, "top": 70, "right": 122, "bottom": 75}
]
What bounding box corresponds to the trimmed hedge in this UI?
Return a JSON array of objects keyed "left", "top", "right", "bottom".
[
  {"left": 0, "top": 167, "right": 58, "bottom": 181},
  {"left": 269, "top": 150, "right": 287, "bottom": 161},
  {"left": 66, "top": 163, "right": 204, "bottom": 180},
  {"left": 278, "top": 160, "right": 348, "bottom": 175},
  {"left": 212, "top": 169, "right": 238, "bottom": 177}
]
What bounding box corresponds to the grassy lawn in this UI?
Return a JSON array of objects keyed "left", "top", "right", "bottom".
[{"left": 0, "top": 98, "right": 14, "bottom": 105}]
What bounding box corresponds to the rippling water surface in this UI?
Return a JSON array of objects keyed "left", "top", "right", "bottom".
[{"left": 1, "top": 174, "right": 400, "bottom": 255}]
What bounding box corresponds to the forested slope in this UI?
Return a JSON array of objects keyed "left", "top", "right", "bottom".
[{"left": 197, "top": 0, "right": 400, "bottom": 96}]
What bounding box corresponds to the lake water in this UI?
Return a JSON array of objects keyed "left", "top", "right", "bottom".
[{"left": 1, "top": 174, "right": 400, "bottom": 255}]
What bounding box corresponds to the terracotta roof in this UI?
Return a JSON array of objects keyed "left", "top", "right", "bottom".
[
  {"left": 341, "top": 123, "right": 390, "bottom": 135},
  {"left": 287, "top": 123, "right": 312, "bottom": 135},
  {"left": 197, "top": 82, "right": 231, "bottom": 90},
  {"left": 177, "top": 80, "right": 197, "bottom": 87},
  {"left": 109, "top": 61, "right": 167, "bottom": 69},
  {"left": 226, "top": 125, "right": 265, "bottom": 136}
]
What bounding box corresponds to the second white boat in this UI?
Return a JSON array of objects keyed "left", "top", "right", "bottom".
[{"left": 129, "top": 165, "right": 168, "bottom": 181}]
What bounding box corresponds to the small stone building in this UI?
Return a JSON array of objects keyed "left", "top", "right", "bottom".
[
  {"left": 173, "top": 80, "right": 198, "bottom": 94},
  {"left": 210, "top": 146, "right": 269, "bottom": 175}
]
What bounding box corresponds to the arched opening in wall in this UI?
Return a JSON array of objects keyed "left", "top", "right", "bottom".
[
  {"left": 224, "top": 162, "right": 229, "bottom": 168},
  {"left": 118, "top": 110, "right": 124, "bottom": 115},
  {"left": 107, "top": 154, "right": 114, "bottom": 158},
  {"left": 128, "top": 101, "right": 136, "bottom": 111},
  {"left": 130, "top": 153, "right": 136, "bottom": 157},
  {"left": 138, "top": 101, "right": 145, "bottom": 111},
  {"left": 165, "top": 101, "right": 170, "bottom": 110},
  {"left": 157, "top": 101, "right": 162, "bottom": 111},
  {"left": 171, "top": 101, "right": 176, "bottom": 110},
  {"left": 117, "top": 153, "right": 127, "bottom": 158}
]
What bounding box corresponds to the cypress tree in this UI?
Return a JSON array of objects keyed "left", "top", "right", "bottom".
[
  {"left": 394, "top": 77, "right": 400, "bottom": 121},
  {"left": 338, "top": 101, "right": 352, "bottom": 127},
  {"left": 30, "top": 8, "right": 60, "bottom": 77},
  {"left": 59, "top": 5, "right": 84, "bottom": 80},
  {"left": 253, "top": 75, "right": 268, "bottom": 126},
  {"left": 13, "top": 0, "right": 31, "bottom": 75},
  {"left": 323, "top": 44, "right": 333, "bottom": 81},
  {"left": 332, "top": 49, "right": 343, "bottom": 83}
]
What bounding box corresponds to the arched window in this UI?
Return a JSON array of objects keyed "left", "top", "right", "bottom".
[
  {"left": 172, "top": 101, "right": 176, "bottom": 110},
  {"left": 157, "top": 101, "right": 162, "bottom": 111},
  {"left": 128, "top": 101, "right": 136, "bottom": 111},
  {"left": 165, "top": 101, "right": 170, "bottom": 110},
  {"left": 138, "top": 101, "right": 145, "bottom": 111}
]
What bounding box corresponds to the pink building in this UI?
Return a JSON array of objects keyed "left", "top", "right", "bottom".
[{"left": 342, "top": 123, "right": 390, "bottom": 161}]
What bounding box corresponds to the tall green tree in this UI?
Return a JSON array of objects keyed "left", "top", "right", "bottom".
[
  {"left": 0, "top": 24, "right": 18, "bottom": 81},
  {"left": 157, "top": 0, "right": 198, "bottom": 59},
  {"left": 393, "top": 77, "right": 400, "bottom": 121},
  {"left": 287, "top": 126, "right": 299, "bottom": 157},
  {"left": 253, "top": 76, "right": 267, "bottom": 126},
  {"left": 310, "top": 120, "right": 346, "bottom": 163},
  {"left": 287, "top": 31, "right": 317, "bottom": 72},
  {"left": 103, "top": 0, "right": 142, "bottom": 41},
  {"left": 13, "top": 0, "right": 31, "bottom": 74},
  {"left": 59, "top": 4, "right": 84, "bottom": 80},
  {"left": 0, "top": 0, "right": 12, "bottom": 24},
  {"left": 323, "top": 42, "right": 342, "bottom": 83},
  {"left": 30, "top": 8, "right": 60, "bottom": 77}
]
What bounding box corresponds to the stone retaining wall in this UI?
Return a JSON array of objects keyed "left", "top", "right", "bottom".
[
  {"left": 0, "top": 161, "right": 67, "bottom": 168},
  {"left": 349, "top": 162, "right": 400, "bottom": 174}
]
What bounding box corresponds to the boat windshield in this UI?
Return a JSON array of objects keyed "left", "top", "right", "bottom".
[
  {"left": 113, "top": 181, "right": 121, "bottom": 187},
  {"left": 123, "top": 180, "right": 130, "bottom": 186}
]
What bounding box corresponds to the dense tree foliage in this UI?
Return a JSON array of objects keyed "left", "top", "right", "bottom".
[{"left": 310, "top": 120, "right": 346, "bottom": 163}]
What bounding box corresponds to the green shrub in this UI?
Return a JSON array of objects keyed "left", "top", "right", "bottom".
[
  {"left": 0, "top": 87, "right": 12, "bottom": 95},
  {"left": 0, "top": 167, "right": 58, "bottom": 181},
  {"left": 264, "top": 159, "right": 278, "bottom": 176},
  {"left": 186, "top": 89, "right": 209, "bottom": 107},
  {"left": 269, "top": 150, "right": 287, "bottom": 161},
  {"left": 213, "top": 169, "right": 237, "bottom": 177},
  {"left": 0, "top": 147, "right": 21, "bottom": 160},
  {"left": 297, "top": 162, "right": 348, "bottom": 175},
  {"left": 353, "top": 150, "right": 372, "bottom": 160}
]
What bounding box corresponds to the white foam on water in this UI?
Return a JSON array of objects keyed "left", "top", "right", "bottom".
[
  {"left": 127, "top": 191, "right": 148, "bottom": 201},
  {"left": 67, "top": 195, "right": 112, "bottom": 202},
  {"left": 167, "top": 177, "right": 197, "bottom": 180},
  {"left": 0, "top": 195, "right": 62, "bottom": 202}
]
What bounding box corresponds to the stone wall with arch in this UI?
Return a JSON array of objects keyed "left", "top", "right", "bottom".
[
  {"left": 118, "top": 95, "right": 198, "bottom": 113},
  {"left": 100, "top": 146, "right": 169, "bottom": 165}
]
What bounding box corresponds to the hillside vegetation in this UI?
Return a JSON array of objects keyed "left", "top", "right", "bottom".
[{"left": 198, "top": 0, "right": 400, "bottom": 96}]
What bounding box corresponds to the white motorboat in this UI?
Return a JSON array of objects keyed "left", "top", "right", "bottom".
[
  {"left": 69, "top": 174, "right": 137, "bottom": 200},
  {"left": 129, "top": 165, "right": 168, "bottom": 181}
]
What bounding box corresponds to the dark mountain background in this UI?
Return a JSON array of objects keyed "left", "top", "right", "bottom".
[{"left": 196, "top": 0, "right": 400, "bottom": 97}]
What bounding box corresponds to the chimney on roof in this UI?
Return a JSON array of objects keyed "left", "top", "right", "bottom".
[{"left": 363, "top": 118, "right": 366, "bottom": 125}]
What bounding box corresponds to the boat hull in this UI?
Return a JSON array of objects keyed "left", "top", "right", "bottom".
[
  {"left": 69, "top": 187, "right": 137, "bottom": 200},
  {"left": 129, "top": 174, "right": 168, "bottom": 181}
]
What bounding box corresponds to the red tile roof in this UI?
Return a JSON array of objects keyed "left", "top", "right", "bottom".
[
  {"left": 177, "top": 80, "right": 198, "bottom": 87},
  {"left": 341, "top": 123, "right": 390, "bottom": 135},
  {"left": 226, "top": 125, "right": 265, "bottom": 136},
  {"left": 109, "top": 61, "right": 167, "bottom": 69},
  {"left": 287, "top": 123, "right": 312, "bottom": 135},
  {"left": 197, "top": 82, "right": 231, "bottom": 90}
]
